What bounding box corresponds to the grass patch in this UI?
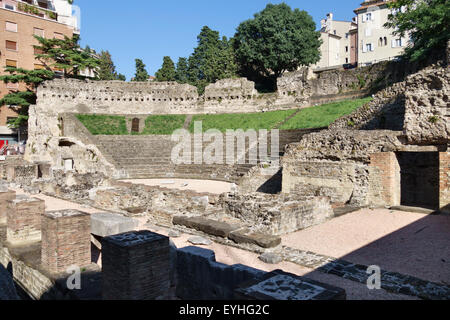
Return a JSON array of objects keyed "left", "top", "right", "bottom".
[
  {"left": 189, "top": 109, "right": 297, "bottom": 133},
  {"left": 142, "top": 115, "right": 186, "bottom": 135},
  {"left": 279, "top": 97, "right": 373, "bottom": 130},
  {"left": 76, "top": 114, "right": 128, "bottom": 135}
]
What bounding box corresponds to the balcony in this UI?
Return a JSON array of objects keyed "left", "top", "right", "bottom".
[{"left": 3, "top": 0, "right": 58, "bottom": 21}]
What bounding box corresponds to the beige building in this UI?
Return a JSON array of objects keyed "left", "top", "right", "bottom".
[
  {"left": 355, "top": 0, "right": 409, "bottom": 66},
  {"left": 0, "top": 0, "right": 76, "bottom": 145},
  {"left": 314, "top": 13, "right": 358, "bottom": 70}
]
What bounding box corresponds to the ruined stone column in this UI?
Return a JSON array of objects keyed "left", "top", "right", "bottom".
[
  {"left": 41, "top": 210, "right": 91, "bottom": 274},
  {"left": 0, "top": 187, "right": 16, "bottom": 224},
  {"left": 6, "top": 195, "right": 45, "bottom": 245},
  {"left": 440, "top": 152, "right": 450, "bottom": 214},
  {"left": 102, "top": 231, "right": 170, "bottom": 300}
]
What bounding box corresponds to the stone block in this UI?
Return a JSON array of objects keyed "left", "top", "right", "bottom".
[
  {"left": 173, "top": 216, "right": 241, "bottom": 238},
  {"left": 235, "top": 270, "right": 346, "bottom": 300},
  {"left": 102, "top": 231, "right": 170, "bottom": 300},
  {"left": 41, "top": 209, "right": 91, "bottom": 274},
  {"left": 90, "top": 212, "right": 138, "bottom": 237},
  {"left": 6, "top": 195, "right": 45, "bottom": 245},
  {"left": 229, "top": 229, "right": 281, "bottom": 248}
]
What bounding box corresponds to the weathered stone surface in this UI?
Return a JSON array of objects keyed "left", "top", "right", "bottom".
[
  {"left": 404, "top": 67, "right": 449, "bottom": 145},
  {"left": 258, "top": 252, "right": 283, "bottom": 265},
  {"left": 173, "top": 216, "right": 241, "bottom": 238},
  {"left": 90, "top": 212, "right": 139, "bottom": 237},
  {"left": 235, "top": 270, "right": 346, "bottom": 300},
  {"left": 229, "top": 229, "right": 281, "bottom": 249},
  {"left": 221, "top": 192, "right": 333, "bottom": 236},
  {"left": 168, "top": 230, "right": 181, "bottom": 238},
  {"left": 176, "top": 246, "right": 266, "bottom": 300},
  {"left": 188, "top": 236, "right": 212, "bottom": 246}
]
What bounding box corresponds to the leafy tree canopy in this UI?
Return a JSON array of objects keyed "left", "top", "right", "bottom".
[
  {"left": 155, "top": 56, "right": 176, "bottom": 82},
  {"left": 133, "top": 59, "right": 150, "bottom": 82},
  {"left": 234, "top": 3, "right": 321, "bottom": 83},
  {"left": 34, "top": 35, "right": 99, "bottom": 78},
  {"left": 385, "top": 0, "right": 450, "bottom": 62},
  {"left": 175, "top": 57, "right": 189, "bottom": 84},
  {"left": 97, "top": 50, "right": 125, "bottom": 81},
  {"left": 187, "top": 26, "right": 238, "bottom": 93}
]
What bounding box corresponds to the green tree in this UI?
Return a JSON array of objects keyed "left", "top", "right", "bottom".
[
  {"left": 34, "top": 35, "right": 99, "bottom": 78},
  {"left": 175, "top": 57, "right": 189, "bottom": 83},
  {"left": 385, "top": 0, "right": 450, "bottom": 62},
  {"left": 155, "top": 56, "right": 176, "bottom": 81},
  {"left": 0, "top": 68, "right": 53, "bottom": 128},
  {"left": 97, "top": 50, "right": 117, "bottom": 80},
  {"left": 187, "top": 26, "right": 238, "bottom": 93},
  {"left": 234, "top": 3, "right": 321, "bottom": 89},
  {"left": 1, "top": 35, "right": 98, "bottom": 128},
  {"left": 133, "top": 59, "right": 149, "bottom": 82},
  {"left": 116, "top": 74, "right": 126, "bottom": 81}
]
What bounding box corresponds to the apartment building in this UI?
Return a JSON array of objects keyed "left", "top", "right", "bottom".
[
  {"left": 355, "top": 0, "right": 409, "bottom": 66},
  {"left": 0, "top": 0, "right": 77, "bottom": 146},
  {"left": 314, "top": 13, "right": 358, "bottom": 70}
]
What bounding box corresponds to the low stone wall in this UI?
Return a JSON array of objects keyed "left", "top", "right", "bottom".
[
  {"left": 176, "top": 246, "right": 266, "bottom": 300},
  {"left": 220, "top": 193, "right": 333, "bottom": 236}
]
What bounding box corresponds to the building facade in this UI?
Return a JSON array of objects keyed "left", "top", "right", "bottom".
[
  {"left": 314, "top": 13, "right": 358, "bottom": 70},
  {"left": 0, "top": 0, "right": 77, "bottom": 146},
  {"left": 355, "top": 0, "right": 408, "bottom": 66}
]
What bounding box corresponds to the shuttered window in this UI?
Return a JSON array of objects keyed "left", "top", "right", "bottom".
[
  {"left": 54, "top": 32, "right": 64, "bottom": 40},
  {"left": 6, "top": 22, "right": 17, "bottom": 32},
  {"left": 6, "top": 40, "right": 17, "bottom": 51},
  {"left": 6, "top": 60, "right": 17, "bottom": 67},
  {"left": 34, "top": 28, "right": 44, "bottom": 37},
  {"left": 34, "top": 47, "right": 44, "bottom": 55}
]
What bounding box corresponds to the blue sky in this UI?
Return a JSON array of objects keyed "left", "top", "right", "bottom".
[{"left": 76, "top": 0, "right": 362, "bottom": 80}]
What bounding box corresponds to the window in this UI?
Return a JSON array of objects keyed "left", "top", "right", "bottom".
[
  {"left": 6, "top": 22, "right": 17, "bottom": 32},
  {"left": 34, "top": 64, "right": 45, "bottom": 70},
  {"left": 6, "top": 40, "right": 17, "bottom": 51},
  {"left": 384, "top": 37, "right": 387, "bottom": 46},
  {"left": 34, "top": 47, "right": 44, "bottom": 55},
  {"left": 5, "top": 60, "right": 17, "bottom": 67},
  {"left": 346, "top": 58, "right": 349, "bottom": 63},
  {"left": 4, "top": 4, "right": 15, "bottom": 10},
  {"left": 345, "top": 46, "right": 349, "bottom": 53},
  {"left": 34, "top": 28, "right": 44, "bottom": 37},
  {"left": 365, "top": 43, "right": 373, "bottom": 52},
  {"left": 6, "top": 83, "right": 19, "bottom": 90},
  {"left": 54, "top": 32, "right": 64, "bottom": 40},
  {"left": 366, "top": 13, "right": 372, "bottom": 21},
  {"left": 396, "top": 39, "right": 403, "bottom": 47}
]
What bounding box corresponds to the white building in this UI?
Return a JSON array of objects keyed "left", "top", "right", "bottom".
[
  {"left": 313, "top": 13, "right": 358, "bottom": 70},
  {"left": 355, "top": 0, "right": 409, "bottom": 66}
]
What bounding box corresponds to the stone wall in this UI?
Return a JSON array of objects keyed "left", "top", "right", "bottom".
[
  {"left": 220, "top": 193, "right": 333, "bottom": 235},
  {"left": 176, "top": 246, "right": 265, "bottom": 300},
  {"left": 404, "top": 67, "right": 449, "bottom": 146},
  {"left": 282, "top": 130, "right": 404, "bottom": 206}
]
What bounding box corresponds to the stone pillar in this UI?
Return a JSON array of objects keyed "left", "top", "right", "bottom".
[
  {"left": 369, "top": 152, "right": 400, "bottom": 206},
  {"left": 102, "top": 231, "right": 170, "bottom": 300},
  {"left": 0, "top": 188, "right": 16, "bottom": 224},
  {"left": 6, "top": 195, "right": 45, "bottom": 245},
  {"left": 41, "top": 210, "right": 91, "bottom": 274},
  {"left": 439, "top": 152, "right": 450, "bottom": 214}
]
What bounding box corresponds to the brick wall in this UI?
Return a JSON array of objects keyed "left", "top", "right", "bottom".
[
  {"left": 369, "top": 152, "right": 401, "bottom": 207},
  {"left": 41, "top": 210, "right": 91, "bottom": 274},
  {"left": 440, "top": 152, "right": 450, "bottom": 213},
  {"left": 6, "top": 195, "right": 44, "bottom": 244},
  {"left": 0, "top": 189, "right": 15, "bottom": 224},
  {"left": 102, "top": 231, "right": 170, "bottom": 300}
]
